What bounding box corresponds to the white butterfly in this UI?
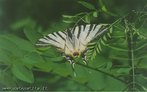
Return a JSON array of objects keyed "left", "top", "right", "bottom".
[{"left": 36, "top": 24, "right": 109, "bottom": 68}]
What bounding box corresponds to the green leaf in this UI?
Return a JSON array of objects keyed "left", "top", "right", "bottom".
[
  {"left": 85, "top": 69, "right": 126, "bottom": 90},
  {"left": 53, "top": 63, "right": 70, "bottom": 77},
  {"left": 62, "top": 20, "right": 74, "bottom": 23},
  {"left": 4, "top": 34, "right": 36, "bottom": 52},
  {"left": 89, "top": 55, "right": 109, "bottom": 69},
  {"left": 98, "top": 43, "right": 102, "bottom": 51},
  {"left": 136, "top": 75, "right": 147, "bottom": 91},
  {"left": 0, "top": 70, "right": 17, "bottom": 87},
  {"left": 84, "top": 15, "right": 91, "bottom": 23},
  {"left": 49, "top": 57, "right": 64, "bottom": 62},
  {"left": 23, "top": 28, "right": 42, "bottom": 44},
  {"left": 103, "top": 35, "right": 107, "bottom": 41},
  {"left": 93, "top": 11, "right": 98, "bottom": 17},
  {"left": 62, "top": 15, "right": 77, "bottom": 24},
  {"left": 117, "top": 68, "right": 131, "bottom": 75},
  {"left": 78, "top": 1, "right": 95, "bottom": 10},
  {"left": 22, "top": 52, "right": 52, "bottom": 72},
  {"left": 102, "top": 5, "right": 108, "bottom": 12},
  {"left": 34, "top": 62, "right": 53, "bottom": 72},
  {"left": 107, "top": 32, "right": 111, "bottom": 38},
  {"left": 10, "top": 18, "right": 36, "bottom": 31},
  {"left": 100, "top": 38, "right": 105, "bottom": 45},
  {"left": 0, "top": 49, "right": 11, "bottom": 63},
  {"left": 72, "top": 64, "right": 89, "bottom": 83},
  {"left": 106, "top": 44, "right": 128, "bottom": 52},
  {"left": 98, "top": 0, "right": 108, "bottom": 12},
  {"left": 138, "top": 59, "right": 147, "bottom": 69},
  {"left": 96, "top": 46, "right": 100, "bottom": 53},
  {"left": 40, "top": 47, "right": 61, "bottom": 57},
  {"left": 142, "top": 86, "right": 147, "bottom": 91},
  {"left": 62, "top": 15, "right": 75, "bottom": 18},
  {"left": 88, "top": 42, "right": 96, "bottom": 46},
  {"left": 11, "top": 64, "right": 34, "bottom": 83},
  {"left": 22, "top": 52, "right": 45, "bottom": 65},
  {"left": 0, "top": 35, "right": 22, "bottom": 57},
  {"left": 106, "top": 61, "right": 112, "bottom": 70}
]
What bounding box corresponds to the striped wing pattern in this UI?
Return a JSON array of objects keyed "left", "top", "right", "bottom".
[{"left": 36, "top": 24, "right": 108, "bottom": 56}]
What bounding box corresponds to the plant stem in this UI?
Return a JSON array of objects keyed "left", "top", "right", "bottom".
[
  {"left": 125, "top": 20, "right": 135, "bottom": 91},
  {"left": 130, "top": 30, "right": 135, "bottom": 91}
]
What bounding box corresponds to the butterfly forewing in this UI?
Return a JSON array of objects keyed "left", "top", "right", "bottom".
[{"left": 36, "top": 31, "right": 67, "bottom": 49}]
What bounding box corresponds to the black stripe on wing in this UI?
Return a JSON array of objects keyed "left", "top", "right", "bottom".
[
  {"left": 95, "top": 24, "right": 109, "bottom": 37},
  {"left": 46, "top": 35, "right": 60, "bottom": 43},
  {"left": 56, "top": 32, "right": 65, "bottom": 41},
  {"left": 85, "top": 24, "right": 95, "bottom": 39},
  {"left": 36, "top": 40, "right": 50, "bottom": 47},
  {"left": 77, "top": 25, "right": 81, "bottom": 38},
  {"left": 93, "top": 24, "right": 99, "bottom": 31},
  {"left": 67, "top": 28, "right": 73, "bottom": 39},
  {"left": 36, "top": 31, "right": 67, "bottom": 48}
]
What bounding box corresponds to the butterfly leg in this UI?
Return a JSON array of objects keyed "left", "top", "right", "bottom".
[
  {"left": 82, "top": 56, "right": 88, "bottom": 65},
  {"left": 71, "top": 61, "right": 76, "bottom": 77},
  {"left": 67, "top": 60, "right": 76, "bottom": 77},
  {"left": 83, "top": 60, "right": 87, "bottom": 65},
  {"left": 65, "top": 55, "right": 76, "bottom": 76},
  {"left": 67, "top": 60, "right": 75, "bottom": 69},
  {"left": 81, "top": 51, "right": 88, "bottom": 65}
]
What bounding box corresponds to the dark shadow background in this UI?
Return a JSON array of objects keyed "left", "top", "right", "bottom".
[{"left": 0, "top": 0, "right": 146, "bottom": 31}]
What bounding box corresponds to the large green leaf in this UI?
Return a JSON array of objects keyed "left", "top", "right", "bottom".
[
  {"left": 22, "top": 52, "right": 52, "bottom": 72},
  {"left": 22, "top": 52, "right": 45, "bottom": 65},
  {"left": 0, "top": 35, "right": 22, "bottom": 57},
  {"left": 88, "top": 55, "right": 111, "bottom": 69},
  {"left": 7, "top": 35, "right": 36, "bottom": 52},
  {"left": 0, "top": 49, "right": 11, "bottom": 63},
  {"left": 23, "top": 28, "right": 42, "bottom": 44},
  {"left": 72, "top": 64, "right": 126, "bottom": 91},
  {"left": 0, "top": 70, "right": 17, "bottom": 87},
  {"left": 52, "top": 63, "right": 71, "bottom": 77},
  {"left": 11, "top": 64, "right": 34, "bottom": 83}
]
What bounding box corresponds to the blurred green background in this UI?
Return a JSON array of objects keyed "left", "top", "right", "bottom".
[{"left": 0, "top": 0, "right": 147, "bottom": 91}]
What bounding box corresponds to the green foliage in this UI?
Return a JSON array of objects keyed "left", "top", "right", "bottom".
[
  {"left": 11, "top": 64, "right": 34, "bottom": 83},
  {"left": 0, "top": 0, "right": 147, "bottom": 91},
  {"left": 87, "top": 27, "right": 112, "bottom": 60},
  {"left": 78, "top": 1, "right": 96, "bottom": 10}
]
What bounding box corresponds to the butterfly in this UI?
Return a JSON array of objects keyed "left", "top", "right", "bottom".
[{"left": 36, "top": 24, "right": 109, "bottom": 69}]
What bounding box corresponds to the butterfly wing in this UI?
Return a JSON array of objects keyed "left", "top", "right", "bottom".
[
  {"left": 36, "top": 30, "right": 77, "bottom": 56},
  {"left": 85, "top": 24, "right": 109, "bottom": 42},
  {"left": 36, "top": 31, "right": 67, "bottom": 50},
  {"left": 36, "top": 24, "right": 109, "bottom": 55},
  {"left": 71, "top": 24, "right": 109, "bottom": 52}
]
